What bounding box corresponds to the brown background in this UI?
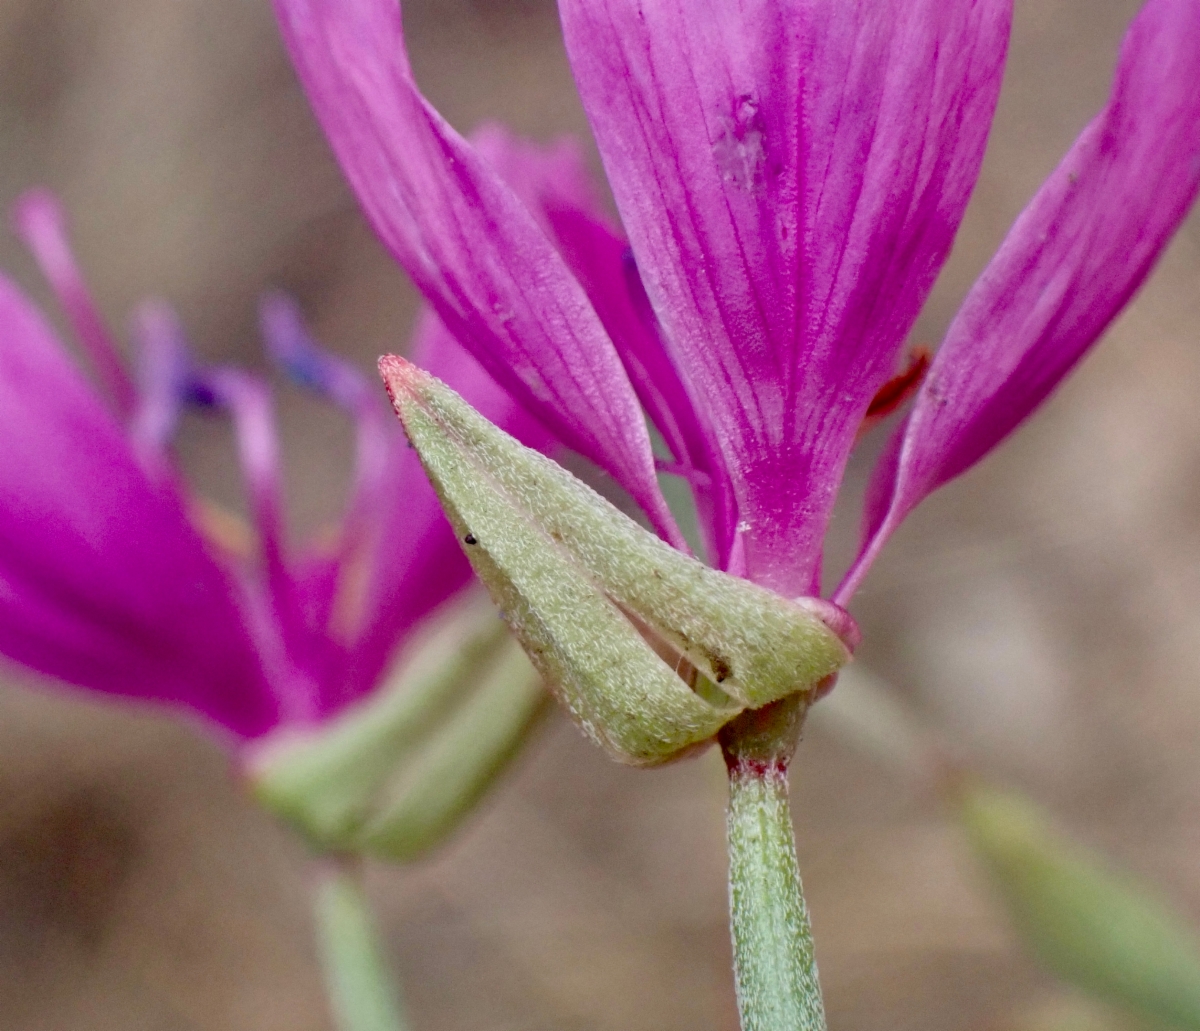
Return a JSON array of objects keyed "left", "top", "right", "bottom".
[{"left": 0, "top": 0, "right": 1197, "bottom": 1028}]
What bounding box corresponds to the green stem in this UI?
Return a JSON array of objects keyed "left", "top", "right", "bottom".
[
  {"left": 721, "top": 698, "right": 827, "bottom": 1031},
  {"left": 313, "top": 860, "right": 411, "bottom": 1031}
]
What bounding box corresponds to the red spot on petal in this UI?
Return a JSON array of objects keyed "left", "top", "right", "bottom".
[{"left": 857, "top": 346, "right": 931, "bottom": 441}]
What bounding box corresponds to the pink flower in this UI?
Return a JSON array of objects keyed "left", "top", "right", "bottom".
[
  {"left": 274, "top": 0, "right": 1200, "bottom": 603},
  {"left": 0, "top": 191, "right": 546, "bottom": 744}
]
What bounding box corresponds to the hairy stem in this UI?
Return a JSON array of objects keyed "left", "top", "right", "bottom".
[
  {"left": 721, "top": 698, "right": 827, "bottom": 1031},
  {"left": 314, "top": 860, "right": 411, "bottom": 1031}
]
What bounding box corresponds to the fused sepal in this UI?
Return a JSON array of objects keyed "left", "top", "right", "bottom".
[
  {"left": 380, "top": 355, "right": 853, "bottom": 765},
  {"left": 248, "top": 603, "right": 543, "bottom": 858},
  {"left": 357, "top": 637, "right": 550, "bottom": 861}
]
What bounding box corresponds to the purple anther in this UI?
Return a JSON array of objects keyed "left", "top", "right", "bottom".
[{"left": 129, "top": 299, "right": 198, "bottom": 456}]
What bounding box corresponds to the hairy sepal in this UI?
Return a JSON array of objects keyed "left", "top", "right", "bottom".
[
  {"left": 247, "top": 604, "right": 542, "bottom": 857},
  {"left": 381, "top": 355, "right": 852, "bottom": 766}
]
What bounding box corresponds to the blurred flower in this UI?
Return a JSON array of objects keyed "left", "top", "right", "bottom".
[
  {"left": 275, "top": 0, "right": 1200, "bottom": 605},
  {"left": 0, "top": 190, "right": 547, "bottom": 747}
]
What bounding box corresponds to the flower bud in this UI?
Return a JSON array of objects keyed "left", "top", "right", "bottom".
[
  {"left": 381, "top": 356, "right": 854, "bottom": 765},
  {"left": 247, "top": 602, "right": 546, "bottom": 858}
]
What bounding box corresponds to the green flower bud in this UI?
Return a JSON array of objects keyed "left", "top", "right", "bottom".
[
  {"left": 247, "top": 600, "right": 546, "bottom": 859},
  {"left": 381, "top": 356, "right": 853, "bottom": 766}
]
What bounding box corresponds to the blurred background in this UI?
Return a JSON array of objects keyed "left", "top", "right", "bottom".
[{"left": 0, "top": 0, "right": 1197, "bottom": 1028}]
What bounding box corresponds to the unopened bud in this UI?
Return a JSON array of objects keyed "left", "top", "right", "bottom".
[
  {"left": 380, "top": 355, "right": 854, "bottom": 766},
  {"left": 247, "top": 601, "right": 545, "bottom": 859}
]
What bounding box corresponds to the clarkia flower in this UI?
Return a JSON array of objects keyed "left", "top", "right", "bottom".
[
  {"left": 271, "top": 6, "right": 1200, "bottom": 1022},
  {"left": 275, "top": 0, "right": 1200, "bottom": 609},
  {"left": 0, "top": 190, "right": 548, "bottom": 755}
]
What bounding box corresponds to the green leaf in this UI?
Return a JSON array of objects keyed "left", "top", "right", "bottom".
[
  {"left": 380, "top": 356, "right": 851, "bottom": 765},
  {"left": 960, "top": 782, "right": 1200, "bottom": 1031}
]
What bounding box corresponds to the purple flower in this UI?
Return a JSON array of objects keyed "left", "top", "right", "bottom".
[
  {"left": 0, "top": 190, "right": 546, "bottom": 745},
  {"left": 275, "top": 0, "right": 1200, "bottom": 606}
]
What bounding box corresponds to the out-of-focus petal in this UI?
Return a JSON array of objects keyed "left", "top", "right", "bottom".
[
  {"left": 561, "top": 0, "right": 1011, "bottom": 593},
  {"left": 327, "top": 311, "right": 553, "bottom": 715},
  {"left": 272, "top": 0, "right": 685, "bottom": 548},
  {"left": 0, "top": 276, "right": 278, "bottom": 737},
  {"left": 322, "top": 443, "right": 470, "bottom": 717},
  {"left": 12, "top": 190, "right": 135, "bottom": 417},
  {"left": 839, "top": 0, "right": 1200, "bottom": 604}
]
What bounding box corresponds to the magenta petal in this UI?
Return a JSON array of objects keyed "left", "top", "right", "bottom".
[
  {"left": 273, "top": 0, "right": 684, "bottom": 547},
  {"left": 561, "top": 0, "right": 1011, "bottom": 592},
  {"left": 469, "top": 124, "right": 733, "bottom": 559},
  {"left": 324, "top": 441, "right": 470, "bottom": 716},
  {"left": 840, "top": 0, "right": 1200, "bottom": 604},
  {"left": 0, "top": 277, "right": 278, "bottom": 738},
  {"left": 470, "top": 126, "right": 708, "bottom": 466},
  {"left": 409, "top": 307, "right": 556, "bottom": 459},
  {"left": 11, "top": 190, "right": 136, "bottom": 418}
]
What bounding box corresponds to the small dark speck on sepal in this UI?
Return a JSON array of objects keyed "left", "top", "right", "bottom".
[{"left": 463, "top": 534, "right": 478, "bottom": 545}]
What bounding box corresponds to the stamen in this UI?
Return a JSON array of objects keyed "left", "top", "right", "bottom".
[
  {"left": 129, "top": 304, "right": 260, "bottom": 557},
  {"left": 856, "top": 346, "right": 931, "bottom": 442},
  {"left": 129, "top": 299, "right": 198, "bottom": 456},
  {"left": 11, "top": 189, "right": 135, "bottom": 416},
  {"left": 202, "top": 366, "right": 327, "bottom": 724},
  {"left": 260, "top": 291, "right": 368, "bottom": 409},
  {"left": 202, "top": 368, "right": 287, "bottom": 565},
  {"left": 259, "top": 291, "right": 391, "bottom": 569}
]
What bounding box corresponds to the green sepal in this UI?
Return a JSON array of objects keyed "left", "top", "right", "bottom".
[
  {"left": 380, "top": 356, "right": 851, "bottom": 766},
  {"left": 357, "top": 638, "right": 549, "bottom": 861},
  {"left": 960, "top": 781, "right": 1200, "bottom": 1031},
  {"left": 248, "top": 602, "right": 543, "bottom": 859}
]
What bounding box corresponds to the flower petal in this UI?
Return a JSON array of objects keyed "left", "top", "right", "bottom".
[
  {"left": 310, "top": 438, "right": 470, "bottom": 717},
  {"left": 468, "top": 124, "right": 731, "bottom": 553},
  {"left": 0, "top": 276, "right": 277, "bottom": 738},
  {"left": 561, "top": 0, "right": 1012, "bottom": 592},
  {"left": 839, "top": 0, "right": 1200, "bottom": 604},
  {"left": 272, "top": 0, "right": 684, "bottom": 547},
  {"left": 12, "top": 190, "right": 135, "bottom": 417}
]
